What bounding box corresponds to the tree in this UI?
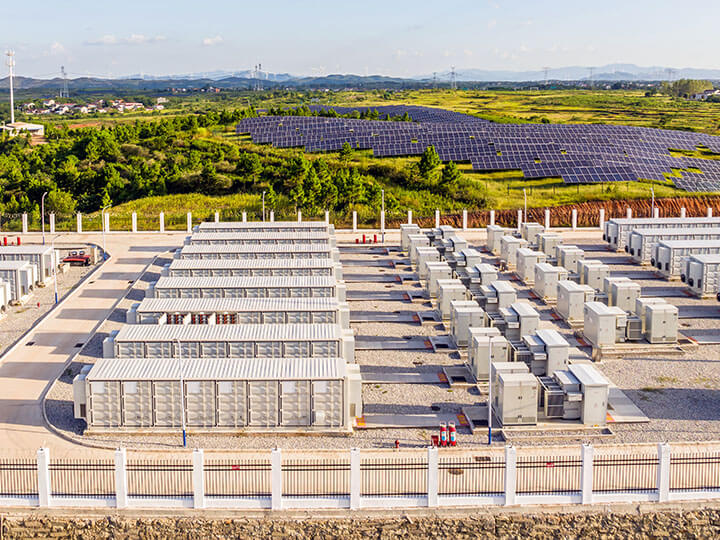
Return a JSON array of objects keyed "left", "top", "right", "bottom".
[
  {"left": 340, "top": 142, "right": 353, "bottom": 159},
  {"left": 303, "top": 167, "right": 322, "bottom": 214},
  {"left": 289, "top": 182, "right": 305, "bottom": 211},
  {"left": 440, "top": 161, "right": 462, "bottom": 194},
  {"left": 265, "top": 185, "right": 277, "bottom": 209},
  {"left": 418, "top": 145, "right": 441, "bottom": 179},
  {"left": 46, "top": 189, "right": 76, "bottom": 217}
]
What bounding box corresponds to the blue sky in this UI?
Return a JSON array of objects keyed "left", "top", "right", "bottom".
[{"left": 4, "top": 0, "right": 720, "bottom": 78}]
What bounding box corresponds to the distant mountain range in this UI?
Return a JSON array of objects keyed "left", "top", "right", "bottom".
[{"left": 2, "top": 63, "right": 720, "bottom": 93}]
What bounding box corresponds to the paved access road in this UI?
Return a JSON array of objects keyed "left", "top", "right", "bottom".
[{"left": 0, "top": 232, "right": 185, "bottom": 458}]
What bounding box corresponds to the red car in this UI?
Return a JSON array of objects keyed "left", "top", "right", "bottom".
[{"left": 62, "top": 250, "right": 91, "bottom": 266}]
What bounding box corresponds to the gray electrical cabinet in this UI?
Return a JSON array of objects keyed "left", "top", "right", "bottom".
[
  {"left": 496, "top": 372, "right": 538, "bottom": 426},
  {"left": 469, "top": 331, "right": 510, "bottom": 381},
  {"left": 533, "top": 263, "right": 569, "bottom": 303},
  {"left": 522, "top": 329, "right": 569, "bottom": 376},
  {"left": 416, "top": 247, "right": 441, "bottom": 278},
  {"left": 450, "top": 300, "right": 486, "bottom": 347},
  {"left": 401, "top": 224, "right": 422, "bottom": 252},
  {"left": 491, "top": 361, "right": 530, "bottom": 410},
  {"left": 516, "top": 248, "right": 547, "bottom": 285},
  {"left": 486, "top": 225, "right": 508, "bottom": 255},
  {"left": 500, "top": 302, "right": 540, "bottom": 342},
  {"left": 568, "top": 364, "right": 609, "bottom": 426},
  {"left": 556, "top": 245, "right": 585, "bottom": 274},
  {"left": 437, "top": 279, "right": 467, "bottom": 319},
  {"left": 521, "top": 222, "right": 545, "bottom": 246},
  {"left": 583, "top": 301, "right": 618, "bottom": 347},
  {"left": 426, "top": 262, "right": 453, "bottom": 297},
  {"left": 556, "top": 280, "right": 595, "bottom": 325},
  {"left": 538, "top": 233, "right": 562, "bottom": 258},
  {"left": 609, "top": 280, "right": 641, "bottom": 312},
  {"left": 408, "top": 234, "right": 431, "bottom": 265},
  {"left": 645, "top": 303, "right": 678, "bottom": 344},
  {"left": 684, "top": 254, "right": 720, "bottom": 298},
  {"left": 579, "top": 259, "right": 610, "bottom": 290},
  {"left": 500, "top": 235, "right": 528, "bottom": 270}
]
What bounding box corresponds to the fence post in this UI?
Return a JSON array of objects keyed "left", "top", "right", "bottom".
[
  {"left": 598, "top": 208, "right": 605, "bottom": 231},
  {"left": 214, "top": 211, "right": 219, "bottom": 223},
  {"left": 37, "top": 447, "right": 51, "bottom": 508},
  {"left": 350, "top": 448, "right": 361, "bottom": 510},
  {"left": 297, "top": 210, "right": 302, "bottom": 223},
  {"left": 626, "top": 207, "right": 632, "bottom": 219},
  {"left": 504, "top": 444, "right": 517, "bottom": 506},
  {"left": 186, "top": 212, "right": 192, "bottom": 233},
  {"left": 131, "top": 212, "right": 137, "bottom": 233},
  {"left": 653, "top": 208, "right": 660, "bottom": 219},
  {"left": 76, "top": 213, "right": 82, "bottom": 234},
  {"left": 325, "top": 210, "right": 330, "bottom": 225},
  {"left": 159, "top": 212, "right": 165, "bottom": 233},
  {"left": 115, "top": 447, "right": 128, "bottom": 509},
  {"left": 271, "top": 448, "right": 282, "bottom": 510},
  {"left": 572, "top": 208, "right": 578, "bottom": 231},
  {"left": 680, "top": 207, "right": 686, "bottom": 218},
  {"left": 435, "top": 209, "right": 440, "bottom": 229},
  {"left": 104, "top": 212, "right": 110, "bottom": 233},
  {"left": 22, "top": 213, "right": 28, "bottom": 234},
  {"left": 489, "top": 210, "right": 495, "bottom": 226},
  {"left": 462, "top": 209, "right": 468, "bottom": 231},
  {"left": 407, "top": 210, "right": 412, "bottom": 225},
  {"left": 708, "top": 207, "right": 713, "bottom": 218},
  {"left": 516, "top": 210, "right": 522, "bottom": 233},
  {"left": 427, "top": 446, "right": 439, "bottom": 508},
  {"left": 657, "top": 442, "right": 671, "bottom": 503},
  {"left": 544, "top": 208, "right": 550, "bottom": 230},
  {"left": 49, "top": 213, "right": 56, "bottom": 234},
  {"left": 352, "top": 211, "right": 357, "bottom": 233},
  {"left": 242, "top": 211, "right": 247, "bottom": 222},
  {"left": 193, "top": 448, "right": 205, "bottom": 509},
  {"left": 270, "top": 210, "right": 275, "bottom": 222},
  {"left": 581, "top": 443, "right": 594, "bottom": 504}
]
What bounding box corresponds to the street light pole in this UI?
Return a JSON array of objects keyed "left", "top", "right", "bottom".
[
  {"left": 51, "top": 233, "right": 66, "bottom": 304},
  {"left": 651, "top": 187, "right": 655, "bottom": 217},
  {"left": 175, "top": 338, "right": 187, "bottom": 448},
  {"left": 100, "top": 204, "right": 110, "bottom": 260},
  {"left": 381, "top": 189, "right": 385, "bottom": 244},
  {"left": 41, "top": 192, "right": 48, "bottom": 245},
  {"left": 262, "top": 191, "right": 266, "bottom": 222},
  {"left": 523, "top": 188, "right": 527, "bottom": 224}
]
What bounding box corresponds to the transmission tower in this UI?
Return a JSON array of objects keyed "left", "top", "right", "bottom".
[
  {"left": 450, "top": 66, "right": 457, "bottom": 91},
  {"left": 666, "top": 68, "right": 676, "bottom": 81},
  {"left": 6, "top": 50, "right": 15, "bottom": 124},
  {"left": 258, "top": 63, "right": 263, "bottom": 91},
  {"left": 432, "top": 72, "right": 437, "bottom": 89},
  {"left": 588, "top": 66, "right": 595, "bottom": 85},
  {"left": 60, "top": 65, "right": 69, "bottom": 98},
  {"left": 542, "top": 66, "right": 550, "bottom": 84}
]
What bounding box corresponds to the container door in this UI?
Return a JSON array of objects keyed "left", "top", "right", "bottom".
[
  {"left": 89, "top": 381, "right": 122, "bottom": 427},
  {"left": 312, "top": 341, "right": 335, "bottom": 357},
  {"left": 153, "top": 381, "right": 182, "bottom": 427},
  {"left": 312, "top": 287, "right": 332, "bottom": 298},
  {"left": 262, "top": 311, "right": 285, "bottom": 324},
  {"left": 283, "top": 341, "right": 310, "bottom": 357},
  {"left": 122, "top": 381, "right": 153, "bottom": 427},
  {"left": 216, "top": 381, "right": 246, "bottom": 427},
  {"left": 311, "top": 311, "right": 333, "bottom": 324},
  {"left": 280, "top": 380, "right": 310, "bottom": 426},
  {"left": 268, "top": 287, "right": 288, "bottom": 298},
  {"left": 312, "top": 380, "right": 343, "bottom": 427},
  {"left": 185, "top": 381, "right": 215, "bottom": 427},
  {"left": 256, "top": 341, "right": 282, "bottom": 357},
  {"left": 248, "top": 381, "right": 278, "bottom": 427},
  {"left": 287, "top": 311, "right": 311, "bottom": 324},
  {"left": 291, "top": 287, "right": 310, "bottom": 298}
]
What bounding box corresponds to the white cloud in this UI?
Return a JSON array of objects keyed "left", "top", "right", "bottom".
[
  {"left": 85, "top": 34, "right": 165, "bottom": 46},
  {"left": 49, "top": 42, "right": 65, "bottom": 55},
  {"left": 202, "top": 36, "right": 223, "bottom": 46}
]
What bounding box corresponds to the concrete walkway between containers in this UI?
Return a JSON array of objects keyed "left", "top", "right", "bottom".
[{"left": 0, "top": 232, "right": 185, "bottom": 458}]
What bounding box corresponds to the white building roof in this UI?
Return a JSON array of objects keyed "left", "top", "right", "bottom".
[
  {"left": 154, "top": 275, "right": 339, "bottom": 289},
  {"left": 197, "top": 221, "right": 331, "bottom": 231},
  {"left": 88, "top": 357, "right": 346, "bottom": 381},
  {"left": 0, "top": 245, "right": 54, "bottom": 255},
  {"left": 180, "top": 244, "right": 334, "bottom": 254},
  {"left": 136, "top": 296, "right": 341, "bottom": 313},
  {"left": 169, "top": 258, "right": 337, "bottom": 270},
  {"left": 189, "top": 232, "right": 331, "bottom": 242},
  {"left": 114, "top": 323, "right": 347, "bottom": 341}
]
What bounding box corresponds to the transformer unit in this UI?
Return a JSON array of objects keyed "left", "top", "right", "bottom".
[
  {"left": 417, "top": 247, "right": 441, "bottom": 279},
  {"left": 441, "top": 234, "right": 469, "bottom": 255},
  {"left": 518, "top": 329, "right": 569, "bottom": 376},
  {"left": 165, "top": 258, "right": 343, "bottom": 280},
  {"left": 516, "top": 248, "right": 547, "bottom": 285},
  {"left": 634, "top": 298, "right": 666, "bottom": 334},
  {"left": 104, "top": 323, "right": 356, "bottom": 364},
  {"left": 538, "top": 233, "right": 562, "bottom": 258},
  {"left": 497, "top": 302, "right": 540, "bottom": 342},
  {"left": 556, "top": 245, "right": 584, "bottom": 274},
  {"left": 567, "top": 364, "right": 609, "bottom": 425},
  {"left": 178, "top": 244, "right": 340, "bottom": 263},
  {"left": 0, "top": 260, "right": 35, "bottom": 303},
  {"left": 644, "top": 303, "right": 678, "bottom": 344},
  {"left": 521, "top": 222, "right": 545, "bottom": 246},
  {"left": 578, "top": 259, "right": 609, "bottom": 290},
  {"left": 452, "top": 248, "right": 483, "bottom": 269},
  {"left": 683, "top": 254, "right": 720, "bottom": 298},
  {"left": 187, "top": 232, "right": 335, "bottom": 248},
  {"left": 533, "top": 263, "right": 568, "bottom": 303},
  {"left": 74, "top": 357, "right": 360, "bottom": 432},
  {"left": 496, "top": 372, "right": 538, "bottom": 426},
  {"left": 467, "top": 263, "right": 499, "bottom": 287},
  {"left": 608, "top": 279, "right": 641, "bottom": 312},
  {"left": 437, "top": 279, "right": 467, "bottom": 319},
  {"left": 500, "top": 235, "right": 528, "bottom": 270},
  {"left": 653, "top": 240, "right": 720, "bottom": 280},
  {"left": 401, "top": 224, "right": 422, "bottom": 253},
  {"left": 147, "top": 276, "right": 346, "bottom": 302},
  {"left": 556, "top": 280, "right": 595, "bottom": 325},
  {"left": 0, "top": 245, "right": 58, "bottom": 285},
  {"left": 538, "top": 364, "right": 609, "bottom": 425},
  {"left": 468, "top": 328, "right": 509, "bottom": 381},
  {"left": 490, "top": 361, "right": 530, "bottom": 411},
  {"left": 472, "top": 280, "right": 516, "bottom": 313},
  {"left": 583, "top": 301, "right": 642, "bottom": 347},
  {"left": 432, "top": 225, "right": 456, "bottom": 241},
  {"left": 195, "top": 221, "right": 335, "bottom": 234},
  {"left": 486, "top": 225, "right": 508, "bottom": 255},
  {"left": 627, "top": 227, "right": 720, "bottom": 265},
  {"left": 426, "top": 262, "right": 453, "bottom": 297},
  {"left": 408, "top": 234, "right": 431, "bottom": 265},
  {"left": 450, "top": 300, "right": 486, "bottom": 347},
  {"left": 127, "top": 297, "right": 351, "bottom": 329},
  {"left": 604, "top": 217, "right": 720, "bottom": 252}
]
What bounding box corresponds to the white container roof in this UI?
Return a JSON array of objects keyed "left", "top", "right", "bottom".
[
  {"left": 632, "top": 227, "right": 720, "bottom": 237},
  {"left": 0, "top": 260, "right": 34, "bottom": 269},
  {"left": 169, "top": 258, "right": 337, "bottom": 270},
  {"left": 87, "top": 356, "right": 346, "bottom": 381},
  {"left": 154, "top": 275, "right": 339, "bottom": 289},
  {"left": 0, "top": 245, "right": 54, "bottom": 255},
  {"left": 136, "top": 296, "right": 341, "bottom": 313},
  {"left": 190, "top": 231, "right": 331, "bottom": 242},
  {"left": 114, "top": 323, "right": 346, "bottom": 341},
  {"left": 197, "top": 221, "right": 331, "bottom": 230},
  {"left": 180, "top": 244, "right": 334, "bottom": 254}
]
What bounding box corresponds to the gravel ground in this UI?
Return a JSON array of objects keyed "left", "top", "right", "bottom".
[
  {"left": 0, "top": 245, "right": 101, "bottom": 354},
  {"left": 42, "top": 233, "right": 720, "bottom": 450}
]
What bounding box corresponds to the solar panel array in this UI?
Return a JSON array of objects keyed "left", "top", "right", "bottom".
[{"left": 237, "top": 105, "right": 720, "bottom": 191}]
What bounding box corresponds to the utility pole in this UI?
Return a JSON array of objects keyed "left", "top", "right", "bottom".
[
  {"left": 6, "top": 50, "right": 16, "bottom": 124},
  {"left": 262, "top": 190, "right": 266, "bottom": 222},
  {"left": 175, "top": 339, "right": 187, "bottom": 448},
  {"left": 41, "top": 192, "right": 48, "bottom": 245}
]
